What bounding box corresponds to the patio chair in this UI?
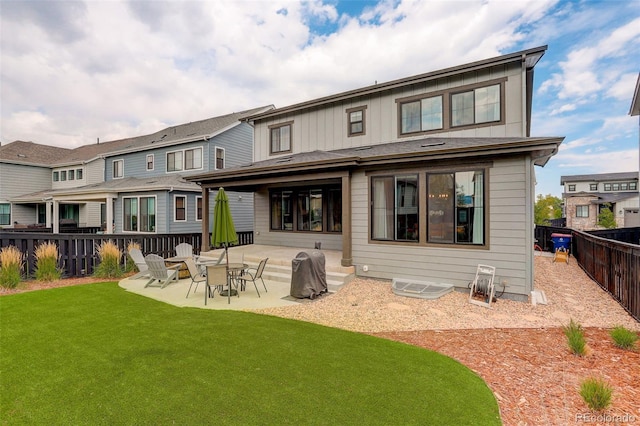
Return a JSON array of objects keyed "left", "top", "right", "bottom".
[
  {"left": 175, "top": 242, "right": 194, "bottom": 259},
  {"left": 468, "top": 264, "right": 496, "bottom": 308},
  {"left": 185, "top": 257, "right": 207, "bottom": 298},
  {"left": 195, "top": 250, "right": 225, "bottom": 274},
  {"left": 239, "top": 258, "right": 269, "bottom": 296},
  {"left": 205, "top": 264, "right": 234, "bottom": 305},
  {"left": 128, "top": 248, "right": 150, "bottom": 280},
  {"left": 144, "top": 254, "right": 180, "bottom": 289}
]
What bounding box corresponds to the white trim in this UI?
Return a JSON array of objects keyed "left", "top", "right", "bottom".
[
  {"left": 174, "top": 194, "right": 187, "bottom": 222},
  {"left": 166, "top": 146, "right": 204, "bottom": 173},
  {"left": 113, "top": 159, "right": 124, "bottom": 179},
  {"left": 214, "top": 146, "right": 225, "bottom": 170},
  {"left": 195, "top": 195, "right": 202, "bottom": 222},
  {"left": 146, "top": 154, "right": 154, "bottom": 171}
]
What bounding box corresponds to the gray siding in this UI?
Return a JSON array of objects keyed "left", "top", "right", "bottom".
[
  {"left": 349, "top": 157, "right": 533, "bottom": 300},
  {"left": 0, "top": 163, "right": 51, "bottom": 226},
  {"left": 253, "top": 62, "right": 525, "bottom": 162}
]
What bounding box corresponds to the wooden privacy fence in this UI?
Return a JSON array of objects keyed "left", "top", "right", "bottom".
[
  {"left": 0, "top": 231, "right": 253, "bottom": 279},
  {"left": 571, "top": 230, "right": 640, "bottom": 322}
]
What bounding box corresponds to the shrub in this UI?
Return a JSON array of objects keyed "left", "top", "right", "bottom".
[
  {"left": 0, "top": 246, "right": 23, "bottom": 288},
  {"left": 563, "top": 318, "right": 587, "bottom": 356},
  {"left": 580, "top": 377, "right": 612, "bottom": 411},
  {"left": 94, "top": 240, "right": 123, "bottom": 279},
  {"left": 609, "top": 326, "right": 638, "bottom": 350},
  {"left": 34, "top": 241, "right": 62, "bottom": 281},
  {"left": 125, "top": 241, "right": 141, "bottom": 273}
]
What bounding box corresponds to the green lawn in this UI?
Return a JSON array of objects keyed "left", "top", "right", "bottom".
[{"left": 1, "top": 283, "right": 500, "bottom": 425}]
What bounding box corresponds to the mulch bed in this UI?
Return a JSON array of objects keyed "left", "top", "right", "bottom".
[{"left": 373, "top": 328, "right": 639, "bottom": 426}]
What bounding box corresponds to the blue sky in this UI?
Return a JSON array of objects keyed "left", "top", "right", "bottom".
[{"left": 1, "top": 0, "right": 639, "bottom": 197}]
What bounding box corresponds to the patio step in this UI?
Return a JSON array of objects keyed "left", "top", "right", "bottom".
[{"left": 243, "top": 257, "right": 354, "bottom": 293}]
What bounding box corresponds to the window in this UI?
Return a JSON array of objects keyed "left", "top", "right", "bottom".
[
  {"left": 113, "top": 159, "right": 124, "bottom": 179},
  {"left": 612, "top": 183, "right": 620, "bottom": 191},
  {"left": 297, "top": 189, "right": 323, "bottom": 231},
  {"left": 270, "top": 186, "right": 341, "bottom": 232},
  {"left": 370, "top": 170, "right": 485, "bottom": 245},
  {"left": 76, "top": 169, "right": 83, "bottom": 180},
  {"left": 568, "top": 184, "right": 576, "bottom": 192},
  {"left": 590, "top": 183, "right": 597, "bottom": 191},
  {"left": 270, "top": 123, "right": 292, "bottom": 154},
  {"left": 167, "top": 147, "right": 202, "bottom": 172},
  {"left": 576, "top": 205, "right": 589, "bottom": 218},
  {"left": 53, "top": 171, "right": 59, "bottom": 182},
  {"left": 124, "top": 196, "right": 155, "bottom": 232},
  {"left": 68, "top": 169, "right": 75, "bottom": 180},
  {"left": 196, "top": 196, "right": 202, "bottom": 221},
  {"left": 631, "top": 182, "right": 637, "bottom": 190},
  {"left": 37, "top": 204, "right": 46, "bottom": 224},
  {"left": 60, "top": 170, "right": 67, "bottom": 181},
  {"left": 174, "top": 196, "right": 186, "bottom": 221},
  {"left": 215, "top": 147, "right": 225, "bottom": 170},
  {"left": 621, "top": 183, "right": 628, "bottom": 190},
  {"left": 371, "top": 175, "right": 419, "bottom": 242},
  {"left": 400, "top": 96, "right": 443, "bottom": 134},
  {"left": 451, "top": 84, "right": 500, "bottom": 127},
  {"left": 146, "top": 154, "right": 154, "bottom": 171},
  {"left": 604, "top": 184, "right": 611, "bottom": 191},
  {"left": 347, "top": 106, "right": 366, "bottom": 136},
  {"left": 0, "top": 203, "right": 10, "bottom": 225}
]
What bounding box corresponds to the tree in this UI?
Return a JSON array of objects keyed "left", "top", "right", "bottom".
[
  {"left": 534, "top": 194, "right": 562, "bottom": 225},
  {"left": 597, "top": 203, "right": 617, "bottom": 229}
]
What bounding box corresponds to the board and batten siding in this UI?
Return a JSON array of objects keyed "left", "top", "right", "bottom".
[
  {"left": 350, "top": 157, "right": 534, "bottom": 300},
  {"left": 254, "top": 62, "right": 526, "bottom": 162},
  {"left": 0, "top": 163, "right": 52, "bottom": 225}
]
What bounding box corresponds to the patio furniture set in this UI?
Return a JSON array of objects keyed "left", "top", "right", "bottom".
[{"left": 128, "top": 243, "right": 268, "bottom": 304}]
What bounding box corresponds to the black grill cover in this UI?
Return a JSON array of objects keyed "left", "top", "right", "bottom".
[{"left": 290, "top": 250, "right": 327, "bottom": 299}]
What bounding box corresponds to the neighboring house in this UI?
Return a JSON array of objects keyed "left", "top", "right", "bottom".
[
  {"left": 561, "top": 172, "right": 640, "bottom": 230},
  {"left": 188, "top": 46, "right": 563, "bottom": 301},
  {"left": 0, "top": 106, "right": 272, "bottom": 234}
]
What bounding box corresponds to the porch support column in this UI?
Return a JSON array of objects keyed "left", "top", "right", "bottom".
[
  {"left": 341, "top": 172, "right": 352, "bottom": 266},
  {"left": 52, "top": 201, "right": 59, "bottom": 234},
  {"left": 105, "top": 196, "right": 114, "bottom": 235},
  {"left": 45, "top": 201, "right": 53, "bottom": 229},
  {"left": 201, "top": 187, "right": 210, "bottom": 253}
]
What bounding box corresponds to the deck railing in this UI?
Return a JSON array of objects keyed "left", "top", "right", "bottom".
[{"left": 0, "top": 231, "right": 253, "bottom": 279}]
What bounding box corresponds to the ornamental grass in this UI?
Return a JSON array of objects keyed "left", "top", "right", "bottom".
[
  {"left": 580, "top": 377, "right": 613, "bottom": 411},
  {"left": 562, "top": 318, "right": 587, "bottom": 356},
  {"left": 34, "top": 241, "right": 61, "bottom": 282},
  {"left": 0, "top": 246, "right": 23, "bottom": 288},
  {"left": 609, "top": 325, "right": 638, "bottom": 351},
  {"left": 93, "top": 240, "right": 123, "bottom": 279}
]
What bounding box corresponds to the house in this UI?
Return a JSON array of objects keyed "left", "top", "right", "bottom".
[
  {"left": 0, "top": 106, "right": 272, "bottom": 234},
  {"left": 561, "top": 172, "right": 640, "bottom": 230},
  {"left": 188, "top": 46, "right": 563, "bottom": 301}
]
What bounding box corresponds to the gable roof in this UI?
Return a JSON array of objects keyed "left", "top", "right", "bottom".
[
  {"left": 245, "top": 46, "right": 547, "bottom": 122},
  {"left": 0, "top": 105, "right": 273, "bottom": 167},
  {"left": 630, "top": 72, "right": 640, "bottom": 116},
  {"left": 0, "top": 141, "right": 72, "bottom": 166}
]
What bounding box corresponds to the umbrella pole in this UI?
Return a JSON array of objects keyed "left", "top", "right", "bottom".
[{"left": 225, "top": 243, "right": 230, "bottom": 304}]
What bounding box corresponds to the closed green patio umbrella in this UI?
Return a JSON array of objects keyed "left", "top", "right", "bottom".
[
  {"left": 211, "top": 188, "right": 238, "bottom": 302},
  {"left": 212, "top": 187, "right": 238, "bottom": 258}
]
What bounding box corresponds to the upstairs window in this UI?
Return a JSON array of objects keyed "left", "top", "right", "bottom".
[
  {"left": 270, "top": 123, "right": 292, "bottom": 154},
  {"left": 146, "top": 154, "right": 154, "bottom": 171},
  {"left": 568, "top": 184, "right": 576, "bottom": 192},
  {"left": 113, "top": 159, "right": 124, "bottom": 179},
  {"left": 451, "top": 84, "right": 500, "bottom": 127},
  {"left": 77, "top": 169, "right": 83, "bottom": 180},
  {"left": 400, "top": 96, "right": 443, "bottom": 134},
  {"left": 167, "top": 147, "right": 202, "bottom": 172},
  {"left": 215, "top": 147, "right": 225, "bottom": 170},
  {"left": 631, "top": 182, "right": 637, "bottom": 190},
  {"left": 604, "top": 183, "right": 611, "bottom": 191},
  {"left": 53, "top": 171, "right": 59, "bottom": 182},
  {"left": 347, "top": 106, "right": 366, "bottom": 136},
  {"left": 590, "top": 183, "right": 597, "bottom": 191},
  {"left": 60, "top": 170, "right": 67, "bottom": 181},
  {"left": 68, "top": 170, "right": 75, "bottom": 180}
]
